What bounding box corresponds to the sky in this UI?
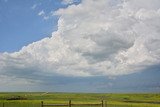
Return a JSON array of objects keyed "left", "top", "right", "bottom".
[
  {"left": 0, "top": 0, "right": 65, "bottom": 52},
  {"left": 0, "top": 0, "right": 160, "bottom": 92}
]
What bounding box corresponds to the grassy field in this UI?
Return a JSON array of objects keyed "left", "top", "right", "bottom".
[{"left": 0, "top": 92, "right": 160, "bottom": 107}]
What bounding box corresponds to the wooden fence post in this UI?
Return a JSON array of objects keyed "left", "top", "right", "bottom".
[
  {"left": 69, "top": 100, "right": 71, "bottom": 107},
  {"left": 105, "top": 100, "right": 107, "bottom": 107},
  {"left": 41, "top": 101, "right": 44, "bottom": 107},
  {"left": 2, "top": 102, "right": 4, "bottom": 107},
  {"left": 101, "top": 100, "right": 104, "bottom": 107}
]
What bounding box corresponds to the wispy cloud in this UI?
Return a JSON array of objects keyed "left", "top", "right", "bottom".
[
  {"left": 38, "top": 10, "right": 45, "bottom": 16},
  {"left": 31, "top": 4, "right": 37, "bottom": 10},
  {"left": 1, "top": 0, "right": 8, "bottom": 2},
  {"left": 31, "top": 3, "right": 41, "bottom": 10},
  {"left": 38, "top": 10, "right": 50, "bottom": 20}
]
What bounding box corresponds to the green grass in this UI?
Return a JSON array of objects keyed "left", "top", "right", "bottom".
[{"left": 0, "top": 92, "right": 160, "bottom": 107}]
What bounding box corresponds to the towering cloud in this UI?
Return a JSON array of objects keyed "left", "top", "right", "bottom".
[{"left": 0, "top": 0, "right": 160, "bottom": 83}]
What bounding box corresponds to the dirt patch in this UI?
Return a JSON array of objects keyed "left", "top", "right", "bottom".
[{"left": 6, "top": 96, "right": 27, "bottom": 100}]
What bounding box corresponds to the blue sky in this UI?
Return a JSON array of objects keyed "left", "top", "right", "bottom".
[
  {"left": 0, "top": 0, "right": 66, "bottom": 52},
  {"left": 0, "top": 0, "right": 160, "bottom": 92}
]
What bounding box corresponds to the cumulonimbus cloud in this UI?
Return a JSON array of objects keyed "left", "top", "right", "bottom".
[{"left": 0, "top": 0, "right": 160, "bottom": 81}]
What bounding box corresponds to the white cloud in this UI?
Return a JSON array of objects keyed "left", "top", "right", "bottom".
[
  {"left": 38, "top": 10, "right": 50, "bottom": 20},
  {"left": 62, "top": 0, "right": 74, "bottom": 5},
  {"left": 38, "top": 10, "right": 45, "bottom": 16},
  {"left": 0, "top": 0, "right": 160, "bottom": 82}
]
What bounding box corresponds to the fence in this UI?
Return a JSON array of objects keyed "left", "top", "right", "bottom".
[
  {"left": 1, "top": 101, "right": 160, "bottom": 107},
  {"left": 1, "top": 103, "right": 4, "bottom": 107},
  {"left": 41, "top": 100, "right": 105, "bottom": 107}
]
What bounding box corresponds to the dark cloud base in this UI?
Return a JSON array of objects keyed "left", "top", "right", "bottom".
[{"left": 1, "top": 65, "right": 159, "bottom": 92}]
